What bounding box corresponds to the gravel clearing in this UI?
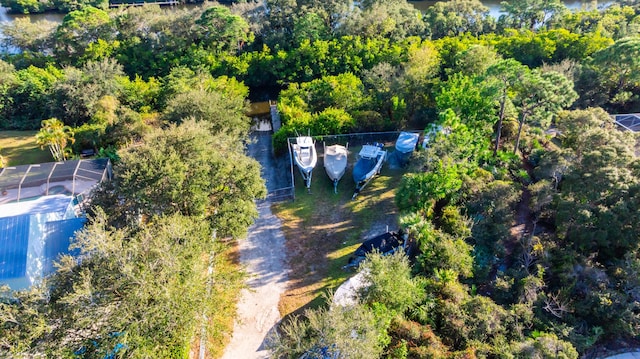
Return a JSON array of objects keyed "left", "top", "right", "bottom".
[{"left": 221, "top": 133, "right": 289, "bottom": 359}]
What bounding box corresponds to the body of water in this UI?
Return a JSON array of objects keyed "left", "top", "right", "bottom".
[
  {"left": 411, "top": 0, "right": 608, "bottom": 19},
  {"left": 0, "top": 6, "right": 65, "bottom": 23}
]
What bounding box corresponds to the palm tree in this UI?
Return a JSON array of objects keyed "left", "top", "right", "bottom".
[{"left": 35, "top": 118, "right": 75, "bottom": 161}]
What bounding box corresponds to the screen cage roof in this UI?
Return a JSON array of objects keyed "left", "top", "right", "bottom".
[
  {"left": 0, "top": 158, "right": 111, "bottom": 203},
  {"left": 613, "top": 114, "right": 640, "bottom": 132}
]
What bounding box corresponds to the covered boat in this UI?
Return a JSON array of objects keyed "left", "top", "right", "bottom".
[
  {"left": 292, "top": 136, "right": 317, "bottom": 190},
  {"left": 352, "top": 143, "right": 386, "bottom": 199},
  {"left": 422, "top": 123, "right": 445, "bottom": 149},
  {"left": 324, "top": 143, "right": 348, "bottom": 193},
  {"left": 344, "top": 230, "right": 406, "bottom": 268},
  {"left": 395, "top": 131, "right": 420, "bottom": 164}
]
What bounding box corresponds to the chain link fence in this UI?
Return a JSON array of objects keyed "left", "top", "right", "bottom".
[{"left": 280, "top": 130, "right": 422, "bottom": 201}]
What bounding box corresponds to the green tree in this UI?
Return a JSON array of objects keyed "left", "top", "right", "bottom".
[
  {"left": 0, "top": 61, "right": 16, "bottom": 128},
  {"left": 436, "top": 73, "right": 496, "bottom": 137},
  {"left": 6, "top": 65, "right": 62, "bottom": 130},
  {"left": 53, "top": 0, "right": 108, "bottom": 12},
  {"left": 110, "top": 5, "right": 193, "bottom": 77},
  {"left": 358, "top": 251, "right": 424, "bottom": 314},
  {"left": 512, "top": 69, "right": 577, "bottom": 154},
  {"left": 312, "top": 107, "right": 355, "bottom": 134},
  {"left": 35, "top": 118, "right": 74, "bottom": 161},
  {"left": 52, "top": 58, "right": 126, "bottom": 126},
  {"left": 279, "top": 72, "right": 368, "bottom": 114},
  {"left": 424, "top": 0, "right": 496, "bottom": 39},
  {"left": 196, "top": 6, "right": 254, "bottom": 53},
  {"left": 37, "top": 211, "right": 239, "bottom": 357},
  {"left": 0, "top": 0, "right": 53, "bottom": 13},
  {"left": 396, "top": 161, "right": 463, "bottom": 215},
  {"left": 0, "top": 283, "right": 50, "bottom": 356},
  {"left": 50, "top": 212, "right": 208, "bottom": 356},
  {"left": 544, "top": 108, "right": 639, "bottom": 259},
  {"left": 485, "top": 58, "right": 529, "bottom": 155},
  {"left": 499, "top": 0, "right": 567, "bottom": 30},
  {"left": 339, "top": 0, "right": 425, "bottom": 42},
  {"left": 361, "top": 62, "right": 404, "bottom": 124},
  {"left": 550, "top": 5, "right": 639, "bottom": 40},
  {"left": 588, "top": 37, "right": 640, "bottom": 110},
  {"left": 160, "top": 68, "right": 250, "bottom": 136},
  {"left": 494, "top": 29, "right": 556, "bottom": 67},
  {"left": 118, "top": 75, "right": 161, "bottom": 113},
  {"left": 95, "top": 120, "right": 265, "bottom": 238},
  {"left": 515, "top": 333, "right": 578, "bottom": 359},
  {"left": 295, "top": 0, "right": 351, "bottom": 32},
  {"left": 269, "top": 301, "right": 386, "bottom": 358},
  {"left": 54, "top": 6, "right": 113, "bottom": 64},
  {"left": 292, "top": 12, "right": 330, "bottom": 47},
  {"left": 450, "top": 44, "right": 501, "bottom": 77},
  {"left": 401, "top": 213, "right": 473, "bottom": 278},
  {"left": 0, "top": 18, "right": 56, "bottom": 54},
  {"left": 399, "top": 39, "right": 442, "bottom": 121}
]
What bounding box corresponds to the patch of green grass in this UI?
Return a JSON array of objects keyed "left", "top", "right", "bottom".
[{"left": 0, "top": 131, "right": 53, "bottom": 166}]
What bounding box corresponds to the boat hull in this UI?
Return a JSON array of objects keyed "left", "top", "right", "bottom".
[
  {"left": 324, "top": 145, "right": 348, "bottom": 182},
  {"left": 291, "top": 136, "right": 317, "bottom": 189}
]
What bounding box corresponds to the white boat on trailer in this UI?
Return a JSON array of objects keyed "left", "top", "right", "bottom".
[
  {"left": 291, "top": 136, "right": 317, "bottom": 191},
  {"left": 352, "top": 143, "right": 386, "bottom": 199},
  {"left": 323, "top": 143, "right": 348, "bottom": 193}
]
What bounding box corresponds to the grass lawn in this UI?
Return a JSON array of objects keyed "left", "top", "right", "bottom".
[
  {"left": 273, "top": 144, "right": 406, "bottom": 318},
  {"left": 0, "top": 131, "right": 53, "bottom": 166}
]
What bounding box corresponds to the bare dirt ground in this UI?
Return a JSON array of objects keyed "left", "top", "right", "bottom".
[{"left": 221, "top": 133, "right": 289, "bottom": 359}]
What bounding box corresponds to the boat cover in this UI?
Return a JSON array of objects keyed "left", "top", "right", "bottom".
[
  {"left": 353, "top": 231, "right": 403, "bottom": 257},
  {"left": 324, "top": 145, "right": 348, "bottom": 181},
  {"left": 395, "top": 132, "right": 420, "bottom": 154},
  {"left": 352, "top": 157, "right": 376, "bottom": 184}
]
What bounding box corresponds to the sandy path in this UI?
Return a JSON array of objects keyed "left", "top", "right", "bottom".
[
  {"left": 221, "top": 200, "right": 287, "bottom": 359},
  {"left": 221, "top": 133, "right": 289, "bottom": 359}
]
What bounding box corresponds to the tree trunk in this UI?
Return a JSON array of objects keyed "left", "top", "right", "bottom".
[
  {"left": 50, "top": 144, "right": 62, "bottom": 162},
  {"left": 494, "top": 91, "right": 507, "bottom": 156},
  {"left": 514, "top": 112, "right": 527, "bottom": 154}
]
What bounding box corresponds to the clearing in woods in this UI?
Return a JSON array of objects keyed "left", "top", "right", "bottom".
[{"left": 273, "top": 144, "right": 405, "bottom": 317}]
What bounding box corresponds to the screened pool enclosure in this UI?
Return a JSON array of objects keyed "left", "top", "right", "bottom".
[
  {"left": 0, "top": 158, "right": 112, "bottom": 204},
  {"left": 0, "top": 158, "right": 111, "bottom": 290}
]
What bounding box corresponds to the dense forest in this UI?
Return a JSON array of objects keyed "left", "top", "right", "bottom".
[{"left": 1, "top": 0, "right": 640, "bottom": 357}]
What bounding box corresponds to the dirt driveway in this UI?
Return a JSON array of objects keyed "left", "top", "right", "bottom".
[{"left": 221, "top": 133, "right": 289, "bottom": 359}]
